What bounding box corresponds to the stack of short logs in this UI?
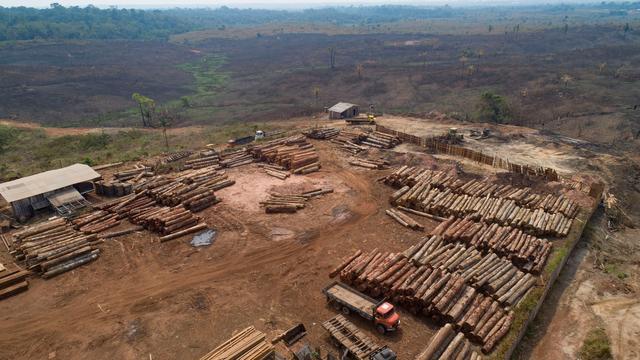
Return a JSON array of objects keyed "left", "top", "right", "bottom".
[
  {"left": 262, "top": 188, "right": 333, "bottom": 214},
  {"left": 416, "top": 324, "right": 483, "bottom": 360},
  {"left": 330, "top": 248, "right": 515, "bottom": 354},
  {"left": 9, "top": 218, "right": 101, "bottom": 279},
  {"left": 0, "top": 264, "right": 30, "bottom": 300},
  {"left": 331, "top": 129, "right": 369, "bottom": 154},
  {"left": 252, "top": 135, "right": 320, "bottom": 174},
  {"left": 199, "top": 326, "right": 274, "bottom": 360}
]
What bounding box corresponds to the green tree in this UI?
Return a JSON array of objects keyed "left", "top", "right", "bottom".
[
  {"left": 478, "top": 92, "right": 511, "bottom": 124},
  {"left": 131, "top": 92, "right": 155, "bottom": 127}
]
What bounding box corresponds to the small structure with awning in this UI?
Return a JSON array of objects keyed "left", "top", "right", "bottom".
[{"left": 0, "top": 164, "right": 100, "bottom": 221}]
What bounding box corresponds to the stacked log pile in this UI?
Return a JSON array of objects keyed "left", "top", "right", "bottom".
[
  {"left": 199, "top": 326, "right": 274, "bottom": 360},
  {"left": 416, "top": 324, "right": 483, "bottom": 359},
  {"left": 348, "top": 158, "right": 388, "bottom": 170},
  {"left": 385, "top": 208, "right": 424, "bottom": 231},
  {"left": 331, "top": 249, "right": 514, "bottom": 353},
  {"left": 220, "top": 149, "right": 255, "bottom": 168},
  {"left": 304, "top": 127, "right": 340, "bottom": 139},
  {"left": 383, "top": 167, "right": 579, "bottom": 218},
  {"left": 113, "top": 165, "right": 153, "bottom": 182},
  {"left": 252, "top": 135, "right": 320, "bottom": 174},
  {"left": 359, "top": 131, "right": 400, "bottom": 149},
  {"left": 261, "top": 188, "right": 333, "bottom": 214},
  {"left": 0, "top": 264, "right": 30, "bottom": 300},
  {"left": 431, "top": 217, "right": 552, "bottom": 274},
  {"left": 415, "top": 325, "right": 474, "bottom": 359},
  {"left": 184, "top": 153, "right": 221, "bottom": 170},
  {"left": 162, "top": 150, "right": 193, "bottom": 163},
  {"left": 10, "top": 218, "right": 101, "bottom": 278},
  {"left": 330, "top": 129, "right": 369, "bottom": 154},
  {"left": 259, "top": 164, "right": 290, "bottom": 180},
  {"left": 404, "top": 236, "right": 538, "bottom": 304}
]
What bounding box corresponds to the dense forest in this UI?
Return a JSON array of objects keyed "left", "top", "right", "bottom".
[{"left": 1, "top": 2, "right": 639, "bottom": 41}]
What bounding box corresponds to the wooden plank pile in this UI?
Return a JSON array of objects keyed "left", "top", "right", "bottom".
[
  {"left": 199, "top": 326, "right": 274, "bottom": 360},
  {"left": 0, "top": 264, "right": 30, "bottom": 300},
  {"left": 348, "top": 158, "right": 388, "bottom": 170},
  {"left": 431, "top": 217, "right": 552, "bottom": 274},
  {"left": 416, "top": 324, "right": 483, "bottom": 359},
  {"left": 304, "top": 127, "right": 340, "bottom": 139},
  {"left": 405, "top": 236, "right": 539, "bottom": 304},
  {"left": 385, "top": 208, "right": 424, "bottom": 231},
  {"left": 162, "top": 150, "right": 193, "bottom": 163},
  {"left": 258, "top": 164, "right": 290, "bottom": 180},
  {"left": 261, "top": 188, "right": 333, "bottom": 214},
  {"left": 252, "top": 135, "right": 320, "bottom": 174},
  {"left": 10, "top": 218, "right": 101, "bottom": 279}
]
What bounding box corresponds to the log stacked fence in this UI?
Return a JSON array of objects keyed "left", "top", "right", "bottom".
[{"left": 376, "top": 125, "right": 559, "bottom": 181}]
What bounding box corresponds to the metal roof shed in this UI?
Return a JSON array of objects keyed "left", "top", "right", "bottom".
[
  {"left": 0, "top": 164, "right": 100, "bottom": 220},
  {"left": 328, "top": 102, "right": 359, "bottom": 119}
]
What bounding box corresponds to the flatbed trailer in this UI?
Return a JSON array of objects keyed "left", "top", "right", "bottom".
[
  {"left": 322, "top": 315, "right": 396, "bottom": 360},
  {"left": 322, "top": 281, "right": 399, "bottom": 333}
]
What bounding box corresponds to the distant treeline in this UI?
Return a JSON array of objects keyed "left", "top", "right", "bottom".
[{"left": 0, "top": 2, "right": 638, "bottom": 41}]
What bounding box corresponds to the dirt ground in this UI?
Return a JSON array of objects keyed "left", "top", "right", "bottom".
[{"left": 1, "top": 115, "right": 638, "bottom": 359}]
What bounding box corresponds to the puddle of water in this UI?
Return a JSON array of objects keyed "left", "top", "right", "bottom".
[{"left": 191, "top": 229, "right": 217, "bottom": 247}]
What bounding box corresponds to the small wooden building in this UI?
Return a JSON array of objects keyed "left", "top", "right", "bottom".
[
  {"left": 328, "top": 102, "right": 359, "bottom": 119},
  {"left": 0, "top": 164, "right": 100, "bottom": 221}
]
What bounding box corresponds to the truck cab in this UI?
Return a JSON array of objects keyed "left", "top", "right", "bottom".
[
  {"left": 373, "top": 302, "right": 400, "bottom": 334},
  {"left": 369, "top": 346, "right": 397, "bottom": 360}
]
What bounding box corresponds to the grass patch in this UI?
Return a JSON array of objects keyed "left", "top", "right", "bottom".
[
  {"left": 579, "top": 327, "right": 613, "bottom": 360},
  {"left": 177, "top": 55, "right": 229, "bottom": 108}
]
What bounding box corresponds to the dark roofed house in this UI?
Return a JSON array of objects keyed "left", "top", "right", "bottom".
[
  {"left": 328, "top": 102, "right": 359, "bottom": 119},
  {"left": 0, "top": 164, "right": 100, "bottom": 221}
]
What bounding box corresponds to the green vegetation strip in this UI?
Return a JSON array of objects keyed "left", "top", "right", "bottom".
[{"left": 489, "top": 195, "right": 602, "bottom": 359}]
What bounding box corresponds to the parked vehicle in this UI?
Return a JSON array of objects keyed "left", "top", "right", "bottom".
[{"left": 322, "top": 281, "right": 400, "bottom": 334}]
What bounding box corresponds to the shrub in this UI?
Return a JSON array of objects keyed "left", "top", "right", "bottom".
[{"left": 579, "top": 327, "right": 613, "bottom": 360}]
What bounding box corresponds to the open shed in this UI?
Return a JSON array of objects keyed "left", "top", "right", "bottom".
[
  {"left": 0, "top": 164, "right": 100, "bottom": 221},
  {"left": 328, "top": 102, "right": 359, "bottom": 119}
]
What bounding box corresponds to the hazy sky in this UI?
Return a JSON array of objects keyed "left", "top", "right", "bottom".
[{"left": 0, "top": 0, "right": 581, "bottom": 9}]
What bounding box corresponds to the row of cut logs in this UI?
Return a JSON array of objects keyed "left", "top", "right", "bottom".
[
  {"left": 416, "top": 323, "right": 483, "bottom": 359},
  {"left": 391, "top": 184, "right": 573, "bottom": 237},
  {"left": 303, "top": 127, "right": 340, "bottom": 139},
  {"left": 431, "top": 216, "right": 552, "bottom": 274},
  {"left": 258, "top": 163, "right": 291, "bottom": 180},
  {"left": 330, "top": 129, "right": 369, "bottom": 154},
  {"left": 261, "top": 188, "right": 334, "bottom": 214},
  {"left": 405, "top": 236, "right": 539, "bottom": 304},
  {"left": 331, "top": 249, "right": 514, "bottom": 353},
  {"left": 383, "top": 166, "right": 579, "bottom": 218},
  {"left": 10, "top": 218, "right": 101, "bottom": 278},
  {"left": 348, "top": 157, "right": 389, "bottom": 170},
  {"left": 251, "top": 135, "right": 320, "bottom": 174},
  {"left": 385, "top": 208, "right": 424, "bottom": 231}
]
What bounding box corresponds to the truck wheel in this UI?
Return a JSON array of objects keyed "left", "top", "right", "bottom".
[
  {"left": 341, "top": 306, "right": 350, "bottom": 315},
  {"left": 376, "top": 324, "right": 386, "bottom": 335}
]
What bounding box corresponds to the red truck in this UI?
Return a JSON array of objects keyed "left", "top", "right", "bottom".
[{"left": 322, "top": 281, "right": 400, "bottom": 334}]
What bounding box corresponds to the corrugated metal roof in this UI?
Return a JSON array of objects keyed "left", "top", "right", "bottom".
[
  {"left": 328, "top": 102, "right": 358, "bottom": 113},
  {"left": 0, "top": 164, "right": 100, "bottom": 203}
]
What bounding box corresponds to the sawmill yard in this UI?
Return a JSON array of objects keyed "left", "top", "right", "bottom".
[{"left": 0, "top": 114, "right": 614, "bottom": 359}]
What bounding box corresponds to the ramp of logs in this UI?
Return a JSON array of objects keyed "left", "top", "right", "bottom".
[{"left": 199, "top": 326, "right": 274, "bottom": 360}]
